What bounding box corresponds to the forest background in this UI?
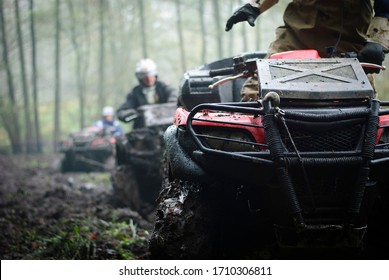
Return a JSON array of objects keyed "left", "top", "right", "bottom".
[{"left": 1, "top": 0, "right": 388, "bottom": 154}]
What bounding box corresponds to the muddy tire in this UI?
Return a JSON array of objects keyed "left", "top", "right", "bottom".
[
  {"left": 60, "top": 154, "right": 74, "bottom": 173},
  {"left": 111, "top": 165, "right": 141, "bottom": 211},
  {"left": 115, "top": 140, "right": 128, "bottom": 166},
  {"left": 149, "top": 179, "right": 216, "bottom": 259},
  {"left": 149, "top": 176, "right": 276, "bottom": 259}
]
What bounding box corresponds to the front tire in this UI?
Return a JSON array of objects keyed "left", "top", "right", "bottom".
[
  {"left": 60, "top": 153, "right": 74, "bottom": 173},
  {"left": 149, "top": 179, "right": 215, "bottom": 259},
  {"left": 149, "top": 176, "right": 276, "bottom": 259}
]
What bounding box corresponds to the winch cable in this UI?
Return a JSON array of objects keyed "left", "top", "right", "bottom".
[
  {"left": 262, "top": 92, "right": 302, "bottom": 220},
  {"left": 276, "top": 108, "right": 316, "bottom": 210}
]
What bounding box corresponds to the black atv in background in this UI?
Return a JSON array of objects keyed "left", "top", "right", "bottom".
[
  {"left": 59, "top": 127, "right": 117, "bottom": 172},
  {"left": 149, "top": 50, "right": 389, "bottom": 259},
  {"left": 111, "top": 103, "right": 177, "bottom": 214}
]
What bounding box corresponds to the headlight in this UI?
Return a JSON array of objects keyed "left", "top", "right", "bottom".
[{"left": 195, "top": 128, "right": 259, "bottom": 152}]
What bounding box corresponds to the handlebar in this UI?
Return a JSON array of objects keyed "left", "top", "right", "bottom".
[
  {"left": 208, "top": 73, "right": 246, "bottom": 89},
  {"left": 360, "top": 62, "right": 386, "bottom": 71},
  {"left": 342, "top": 51, "right": 386, "bottom": 71},
  {"left": 209, "top": 67, "right": 234, "bottom": 77},
  {"left": 124, "top": 114, "right": 139, "bottom": 123}
]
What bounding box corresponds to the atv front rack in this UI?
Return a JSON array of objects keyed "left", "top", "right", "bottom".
[
  {"left": 186, "top": 101, "right": 389, "bottom": 166},
  {"left": 184, "top": 99, "right": 389, "bottom": 228}
]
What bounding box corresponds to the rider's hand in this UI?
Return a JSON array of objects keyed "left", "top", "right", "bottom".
[
  {"left": 225, "top": 3, "right": 260, "bottom": 32},
  {"left": 357, "top": 42, "right": 386, "bottom": 74},
  {"left": 117, "top": 109, "right": 137, "bottom": 122}
]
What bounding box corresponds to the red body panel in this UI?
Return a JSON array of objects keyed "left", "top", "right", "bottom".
[
  {"left": 377, "top": 115, "right": 389, "bottom": 143},
  {"left": 270, "top": 49, "right": 320, "bottom": 59},
  {"left": 174, "top": 107, "right": 266, "bottom": 145}
]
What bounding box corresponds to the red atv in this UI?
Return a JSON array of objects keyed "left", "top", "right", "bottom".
[
  {"left": 59, "top": 126, "right": 118, "bottom": 172},
  {"left": 149, "top": 50, "right": 389, "bottom": 259}
]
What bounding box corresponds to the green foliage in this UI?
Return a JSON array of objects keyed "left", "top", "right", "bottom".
[
  {"left": 26, "top": 223, "right": 95, "bottom": 260},
  {"left": 23, "top": 218, "right": 149, "bottom": 260},
  {"left": 17, "top": 157, "right": 49, "bottom": 169},
  {"left": 79, "top": 172, "right": 111, "bottom": 186},
  {"left": 101, "top": 219, "right": 145, "bottom": 260}
]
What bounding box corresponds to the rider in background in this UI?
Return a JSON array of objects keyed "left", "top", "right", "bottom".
[
  {"left": 116, "top": 58, "right": 177, "bottom": 128},
  {"left": 225, "top": 0, "right": 389, "bottom": 99},
  {"left": 93, "top": 106, "right": 124, "bottom": 136}
]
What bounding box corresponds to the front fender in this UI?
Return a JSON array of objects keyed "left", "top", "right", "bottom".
[{"left": 164, "top": 125, "right": 209, "bottom": 183}]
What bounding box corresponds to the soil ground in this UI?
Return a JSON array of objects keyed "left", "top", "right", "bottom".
[
  {"left": 0, "top": 153, "right": 153, "bottom": 260},
  {"left": 1, "top": 153, "right": 388, "bottom": 260}
]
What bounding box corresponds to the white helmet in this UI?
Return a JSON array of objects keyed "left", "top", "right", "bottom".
[
  {"left": 102, "top": 106, "right": 114, "bottom": 116},
  {"left": 135, "top": 58, "right": 157, "bottom": 79}
]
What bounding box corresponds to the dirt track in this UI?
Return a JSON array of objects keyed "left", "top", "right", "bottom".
[
  {"left": 2, "top": 153, "right": 389, "bottom": 260},
  {"left": 0, "top": 154, "right": 153, "bottom": 260}
]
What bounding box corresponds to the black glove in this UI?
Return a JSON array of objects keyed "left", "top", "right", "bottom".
[
  {"left": 225, "top": 3, "right": 260, "bottom": 32},
  {"left": 357, "top": 42, "right": 386, "bottom": 74},
  {"left": 117, "top": 109, "right": 137, "bottom": 122}
]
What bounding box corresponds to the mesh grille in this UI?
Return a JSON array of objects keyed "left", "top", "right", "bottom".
[{"left": 280, "top": 123, "right": 364, "bottom": 152}]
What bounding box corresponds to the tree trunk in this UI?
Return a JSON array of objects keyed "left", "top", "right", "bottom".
[
  {"left": 67, "top": 0, "right": 86, "bottom": 129},
  {"left": 0, "top": 0, "right": 22, "bottom": 154},
  {"left": 81, "top": 1, "right": 91, "bottom": 127},
  {"left": 228, "top": 0, "right": 234, "bottom": 56},
  {"left": 175, "top": 0, "right": 186, "bottom": 73},
  {"left": 53, "top": 0, "right": 61, "bottom": 151},
  {"left": 240, "top": 0, "right": 248, "bottom": 52},
  {"left": 255, "top": 13, "right": 261, "bottom": 51},
  {"left": 106, "top": 1, "right": 123, "bottom": 106},
  {"left": 241, "top": 22, "right": 248, "bottom": 52},
  {"left": 29, "top": 0, "right": 42, "bottom": 153},
  {"left": 98, "top": 0, "right": 106, "bottom": 112},
  {"left": 15, "top": 0, "right": 35, "bottom": 153},
  {"left": 138, "top": 0, "right": 147, "bottom": 58},
  {"left": 112, "top": 0, "right": 129, "bottom": 106},
  {"left": 199, "top": 0, "right": 207, "bottom": 64},
  {"left": 212, "top": 0, "right": 223, "bottom": 59}
]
